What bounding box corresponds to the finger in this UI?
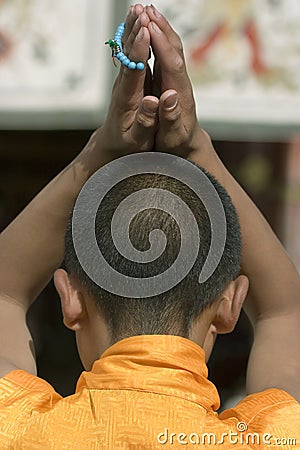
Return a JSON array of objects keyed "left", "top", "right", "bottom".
[
  {"left": 157, "top": 90, "right": 189, "bottom": 152},
  {"left": 108, "top": 5, "right": 139, "bottom": 92},
  {"left": 145, "top": 5, "right": 183, "bottom": 57},
  {"left": 118, "top": 26, "right": 150, "bottom": 111},
  {"left": 148, "top": 21, "right": 195, "bottom": 113},
  {"left": 131, "top": 96, "right": 159, "bottom": 146},
  {"left": 159, "top": 90, "right": 181, "bottom": 129},
  {"left": 148, "top": 21, "right": 186, "bottom": 79},
  {"left": 124, "top": 11, "right": 150, "bottom": 56},
  {"left": 123, "top": 4, "right": 145, "bottom": 44}
]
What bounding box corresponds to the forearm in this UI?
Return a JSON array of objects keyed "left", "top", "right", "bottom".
[
  {"left": 140, "top": 3, "right": 300, "bottom": 397},
  {"left": 191, "top": 131, "right": 300, "bottom": 323},
  {"left": 0, "top": 129, "right": 110, "bottom": 310}
]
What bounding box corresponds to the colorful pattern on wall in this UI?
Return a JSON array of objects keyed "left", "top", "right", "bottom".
[
  {"left": 0, "top": 0, "right": 111, "bottom": 121},
  {"left": 138, "top": 0, "right": 300, "bottom": 127}
]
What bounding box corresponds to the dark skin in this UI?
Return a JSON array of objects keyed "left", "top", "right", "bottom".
[{"left": 115, "top": 4, "right": 202, "bottom": 156}]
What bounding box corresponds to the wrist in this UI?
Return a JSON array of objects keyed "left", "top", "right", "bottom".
[
  {"left": 72, "top": 127, "right": 113, "bottom": 177},
  {"left": 188, "top": 127, "right": 217, "bottom": 166},
  {"left": 187, "top": 127, "right": 228, "bottom": 188}
]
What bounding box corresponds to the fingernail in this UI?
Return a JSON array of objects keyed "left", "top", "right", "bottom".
[
  {"left": 151, "top": 4, "right": 161, "bottom": 17},
  {"left": 150, "top": 21, "right": 160, "bottom": 33},
  {"left": 143, "top": 99, "right": 158, "bottom": 114},
  {"left": 164, "top": 93, "right": 178, "bottom": 110},
  {"left": 134, "top": 4, "right": 144, "bottom": 16},
  {"left": 136, "top": 27, "right": 144, "bottom": 41}
]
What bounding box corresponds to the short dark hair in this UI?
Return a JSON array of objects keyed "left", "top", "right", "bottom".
[{"left": 64, "top": 162, "right": 241, "bottom": 344}]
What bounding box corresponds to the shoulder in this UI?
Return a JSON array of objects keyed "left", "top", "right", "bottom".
[
  {"left": 219, "top": 389, "right": 300, "bottom": 442},
  {"left": 0, "top": 370, "right": 62, "bottom": 446},
  {"left": 0, "top": 369, "right": 62, "bottom": 410}
]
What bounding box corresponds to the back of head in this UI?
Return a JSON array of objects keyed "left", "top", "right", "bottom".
[{"left": 64, "top": 162, "right": 241, "bottom": 344}]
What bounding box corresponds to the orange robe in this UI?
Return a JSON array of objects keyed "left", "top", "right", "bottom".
[{"left": 0, "top": 335, "right": 299, "bottom": 448}]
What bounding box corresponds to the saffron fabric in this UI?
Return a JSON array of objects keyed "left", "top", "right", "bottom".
[{"left": 0, "top": 335, "right": 299, "bottom": 449}]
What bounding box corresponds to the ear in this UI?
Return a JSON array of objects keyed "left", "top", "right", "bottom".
[
  {"left": 213, "top": 275, "right": 249, "bottom": 334},
  {"left": 53, "top": 269, "right": 86, "bottom": 331}
]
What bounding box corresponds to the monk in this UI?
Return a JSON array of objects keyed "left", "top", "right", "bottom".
[{"left": 0, "top": 4, "right": 299, "bottom": 448}]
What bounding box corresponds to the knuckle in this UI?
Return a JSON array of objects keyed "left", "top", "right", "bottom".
[
  {"left": 175, "top": 33, "right": 184, "bottom": 54},
  {"left": 136, "top": 113, "right": 155, "bottom": 129},
  {"left": 172, "top": 55, "right": 185, "bottom": 73},
  {"left": 164, "top": 109, "right": 181, "bottom": 124}
]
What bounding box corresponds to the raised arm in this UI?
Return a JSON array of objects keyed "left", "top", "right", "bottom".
[
  {"left": 146, "top": 5, "right": 300, "bottom": 401},
  {"left": 0, "top": 4, "right": 158, "bottom": 377},
  {"left": 195, "top": 146, "right": 300, "bottom": 400}
]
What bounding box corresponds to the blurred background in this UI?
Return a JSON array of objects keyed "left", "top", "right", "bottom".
[{"left": 0, "top": 0, "right": 300, "bottom": 409}]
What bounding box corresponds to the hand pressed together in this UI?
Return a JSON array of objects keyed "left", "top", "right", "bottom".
[
  {"left": 98, "top": 3, "right": 211, "bottom": 162},
  {"left": 99, "top": 5, "right": 158, "bottom": 159}
]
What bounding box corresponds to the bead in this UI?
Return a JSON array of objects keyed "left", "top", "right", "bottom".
[
  {"left": 107, "top": 22, "right": 146, "bottom": 70},
  {"left": 128, "top": 61, "right": 137, "bottom": 70}
]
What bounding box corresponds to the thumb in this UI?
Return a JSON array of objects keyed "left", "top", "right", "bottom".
[
  {"left": 130, "top": 96, "right": 159, "bottom": 147},
  {"left": 159, "top": 90, "right": 182, "bottom": 133}
]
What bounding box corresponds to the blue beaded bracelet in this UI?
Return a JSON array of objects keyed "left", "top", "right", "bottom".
[{"left": 105, "top": 22, "right": 145, "bottom": 71}]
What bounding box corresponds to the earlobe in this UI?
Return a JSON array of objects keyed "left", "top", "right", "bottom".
[
  {"left": 213, "top": 275, "right": 249, "bottom": 334},
  {"left": 54, "top": 269, "right": 85, "bottom": 331}
]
